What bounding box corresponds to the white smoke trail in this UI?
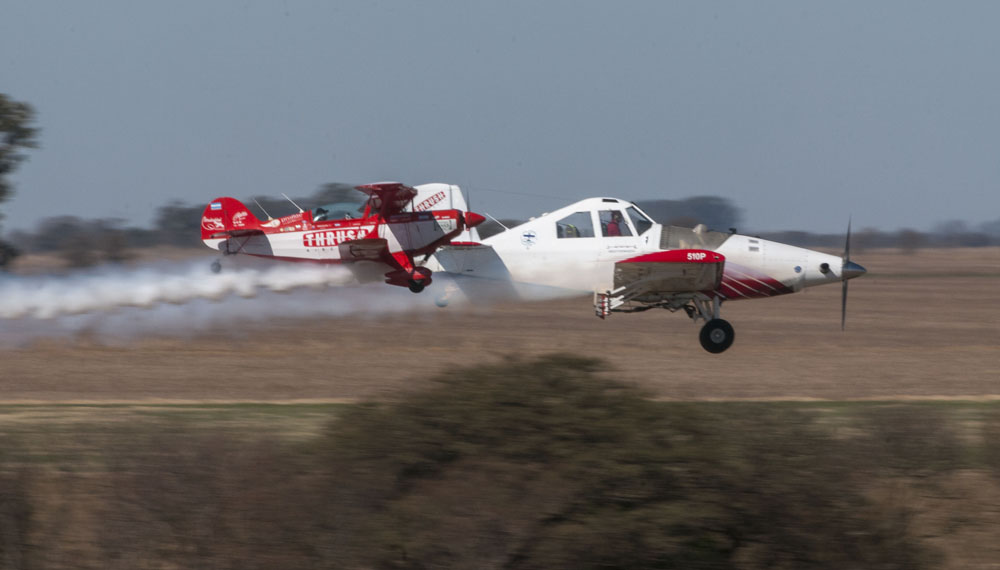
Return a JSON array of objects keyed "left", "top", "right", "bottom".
[
  {"left": 0, "top": 260, "right": 360, "bottom": 319},
  {"left": 0, "top": 259, "right": 443, "bottom": 345},
  {"left": 0, "top": 257, "right": 589, "bottom": 347}
]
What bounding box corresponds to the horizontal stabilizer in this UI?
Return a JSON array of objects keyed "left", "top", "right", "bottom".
[{"left": 207, "top": 228, "right": 265, "bottom": 239}]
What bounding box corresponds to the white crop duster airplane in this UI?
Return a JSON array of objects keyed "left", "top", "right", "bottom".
[{"left": 427, "top": 193, "right": 866, "bottom": 354}]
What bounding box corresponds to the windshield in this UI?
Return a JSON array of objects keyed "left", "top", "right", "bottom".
[
  {"left": 659, "top": 225, "right": 732, "bottom": 251},
  {"left": 626, "top": 206, "right": 653, "bottom": 235},
  {"left": 312, "top": 201, "right": 365, "bottom": 222}
]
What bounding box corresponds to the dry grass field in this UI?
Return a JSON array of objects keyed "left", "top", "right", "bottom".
[
  {"left": 1, "top": 247, "right": 999, "bottom": 569},
  {"left": 1, "top": 247, "right": 997, "bottom": 402}
]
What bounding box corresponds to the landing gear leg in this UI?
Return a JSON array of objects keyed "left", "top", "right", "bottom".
[
  {"left": 699, "top": 319, "right": 735, "bottom": 354},
  {"left": 688, "top": 296, "right": 734, "bottom": 353}
]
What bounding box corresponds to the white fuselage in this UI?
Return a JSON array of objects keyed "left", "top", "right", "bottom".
[{"left": 428, "top": 197, "right": 848, "bottom": 300}]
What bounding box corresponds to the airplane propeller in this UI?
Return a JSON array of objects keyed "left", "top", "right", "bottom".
[{"left": 840, "top": 218, "right": 867, "bottom": 330}]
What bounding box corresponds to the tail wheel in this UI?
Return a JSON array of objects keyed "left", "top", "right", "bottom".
[
  {"left": 210, "top": 260, "right": 222, "bottom": 274},
  {"left": 699, "top": 319, "right": 735, "bottom": 354}
]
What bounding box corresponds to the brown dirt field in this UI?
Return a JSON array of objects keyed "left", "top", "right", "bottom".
[{"left": 1, "top": 247, "right": 998, "bottom": 402}]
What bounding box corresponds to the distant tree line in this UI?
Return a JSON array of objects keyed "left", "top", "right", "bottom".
[
  {"left": 759, "top": 220, "right": 1000, "bottom": 252},
  {"left": 4, "top": 183, "right": 359, "bottom": 267},
  {"left": 635, "top": 196, "right": 744, "bottom": 232},
  {"left": 636, "top": 198, "right": 1000, "bottom": 251},
  {"left": 4, "top": 188, "right": 1000, "bottom": 269}
]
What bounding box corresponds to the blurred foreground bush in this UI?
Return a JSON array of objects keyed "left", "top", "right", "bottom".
[
  {"left": 1, "top": 356, "right": 947, "bottom": 569},
  {"left": 312, "top": 355, "right": 933, "bottom": 569}
]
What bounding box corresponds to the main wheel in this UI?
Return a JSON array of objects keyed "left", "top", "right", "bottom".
[
  {"left": 408, "top": 280, "right": 426, "bottom": 294},
  {"left": 699, "top": 318, "right": 735, "bottom": 354}
]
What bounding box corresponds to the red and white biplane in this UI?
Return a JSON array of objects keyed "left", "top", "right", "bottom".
[
  {"left": 429, "top": 196, "right": 866, "bottom": 353},
  {"left": 200, "top": 182, "right": 484, "bottom": 292}
]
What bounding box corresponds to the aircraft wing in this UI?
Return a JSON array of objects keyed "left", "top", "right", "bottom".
[
  {"left": 355, "top": 182, "right": 419, "bottom": 217},
  {"left": 432, "top": 243, "right": 515, "bottom": 281},
  {"left": 337, "top": 238, "right": 389, "bottom": 261},
  {"left": 430, "top": 243, "right": 521, "bottom": 301},
  {"left": 613, "top": 249, "right": 725, "bottom": 298}
]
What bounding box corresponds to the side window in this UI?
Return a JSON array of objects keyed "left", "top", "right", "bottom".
[
  {"left": 599, "top": 210, "right": 633, "bottom": 237},
  {"left": 626, "top": 206, "right": 653, "bottom": 235},
  {"left": 556, "top": 211, "right": 595, "bottom": 238}
]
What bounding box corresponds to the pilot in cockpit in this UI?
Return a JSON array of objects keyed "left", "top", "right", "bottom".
[
  {"left": 606, "top": 211, "right": 624, "bottom": 236},
  {"left": 313, "top": 202, "right": 360, "bottom": 222}
]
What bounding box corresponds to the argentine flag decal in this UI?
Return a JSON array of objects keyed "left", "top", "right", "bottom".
[{"left": 210, "top": 202, "right": 222, "bottom": 211}]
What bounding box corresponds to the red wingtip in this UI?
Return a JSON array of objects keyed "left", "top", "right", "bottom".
[{"left": 465, "top": 211, "right": 486, "bottom": 228}]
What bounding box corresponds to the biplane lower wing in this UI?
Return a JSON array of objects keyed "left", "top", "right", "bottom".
[{"left": 337, "top": 238, "right": 389, "bottom": 261}]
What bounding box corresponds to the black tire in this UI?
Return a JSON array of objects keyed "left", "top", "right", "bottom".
[
  {"left": 408, "top": 280, "right": 426, "bottom": 294},
  {"left": 699, "top": 319, "right": 735, "bottom": 354},
  {"left": 210, "top": 260, "right": 222, "bottom": 274}
]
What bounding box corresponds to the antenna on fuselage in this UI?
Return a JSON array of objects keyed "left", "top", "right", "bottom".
[
  {"left": 485, "top": 213, "right": 509, "bottom": 231},
  {"left": 281, "top": 193, "right": 304, "bottom": 213},
  {"left": 253, "top": 198, "right": 274, "bottom": 220}
]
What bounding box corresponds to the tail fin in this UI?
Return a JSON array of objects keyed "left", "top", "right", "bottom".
[
  {"left": 200, "top": 197, "right": 262, "bottom": 241},
  {"left": 408, "top": 183, "right": 481, "bottom": 242}
]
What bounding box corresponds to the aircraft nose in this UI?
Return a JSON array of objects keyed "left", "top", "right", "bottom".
[{"left": 843, "top": 260, "right": 866, "bottom": 280}]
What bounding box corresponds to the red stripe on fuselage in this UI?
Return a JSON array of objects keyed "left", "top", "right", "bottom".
[
  {"left": 718, "top": 281, "right": 749, "bottom": 299},
  {"left": 717, "top": 264, "right": 794, "bottom": 300},
  {"left": 725, "top": 267, "right": 785, "bottom": 294}
]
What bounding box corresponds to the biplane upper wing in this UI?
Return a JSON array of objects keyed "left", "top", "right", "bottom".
[
  {"left": 355, "top": 182, "right": 419, "bottom": 217},
  {"left": 613, "top": 249, "right": 725, "bottom": 297}
]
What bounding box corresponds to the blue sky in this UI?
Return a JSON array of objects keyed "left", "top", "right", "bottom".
[{"left": 3, "top": 1, "right": 999, "bottom": 232}]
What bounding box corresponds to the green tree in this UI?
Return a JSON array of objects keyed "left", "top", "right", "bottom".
[
  {"left": 0, "top": 93, "right": 39, "bottom": 215},
  {"left": 0, "top": 93, "right": 38, "bottom": 269}
]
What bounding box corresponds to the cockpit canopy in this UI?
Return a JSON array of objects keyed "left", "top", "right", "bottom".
[
  {"left": 554, "top": 202, "right": 654, "bottom": 239},
  {"left": 312, "top": 201, "right": 366, "bottom": 222}
]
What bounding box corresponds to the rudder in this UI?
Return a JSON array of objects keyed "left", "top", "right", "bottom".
[
  {"left": 408, "top": 183, "right": 481, "bottom": 242},
  {"left": 200, "top": 197, "right": 262, "bottom": 241}
]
